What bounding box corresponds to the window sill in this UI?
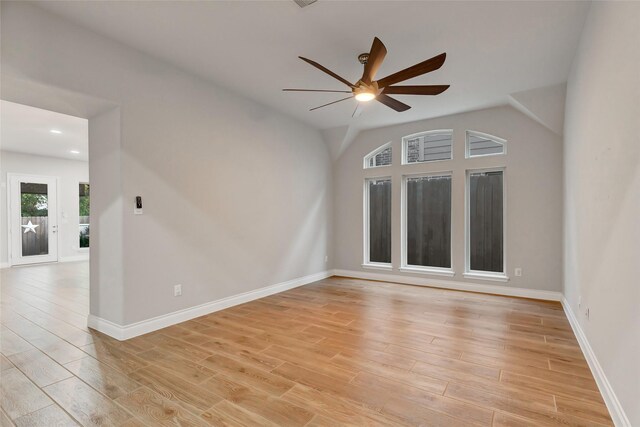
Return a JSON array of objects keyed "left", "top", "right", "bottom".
[
  {"left": 463, "top": 272, "right": 509, "bottom": 282},
  {"left": 399, "top": 266, "right": 455, "bottom": 277},
  {"left": 361, "top": 263, "right": 393, "bottom": 271}
]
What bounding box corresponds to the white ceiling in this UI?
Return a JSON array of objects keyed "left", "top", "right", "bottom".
[
  {"left": 1, "top": 101, "right": 89, "bottom": 161},
  {"left": 35, "top": 1, "right": 590, "bottom": 132}
]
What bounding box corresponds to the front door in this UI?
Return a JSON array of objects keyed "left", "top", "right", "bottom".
[{"left": 8, "top": 174, "right": 59, "bottom": 266}]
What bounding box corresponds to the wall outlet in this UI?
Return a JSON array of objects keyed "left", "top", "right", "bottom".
[
  {"left": 324, "top": 255, "right": 328, "bottom": 263},
  {"left": 514, "top": 267, "right": 522, "bottom": 277},
  {"left": 174, "top": 284, "right": 182, "bottom": 297}
]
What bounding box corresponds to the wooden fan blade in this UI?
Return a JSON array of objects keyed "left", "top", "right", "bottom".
[
  {"left": 383, "top": 85, "right": 450, "bottom": 95},
  {"left": 299, "top": 57, "right": 355, "bottom": 88},
  {"left": 309, "top": 96, "right": 353, "bottom": 111},
  {"left": 283, "top": 89, "right": 352, "bottom": 93},
  {"left": 377, "top": 53, "right": 447, "bottom": 88},
  {"left": 362, "top": 37, "right": 387, "bottom": 84},
  {"left": 376, "top": 93, "right": 411, "bottom": 112}
]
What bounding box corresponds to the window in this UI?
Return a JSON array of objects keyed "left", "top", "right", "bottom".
[
  {"left": 79, "top": 183, "right": 90, "bottom": 248},
  {"left": 403, "top": 130, "right": 453, "bottom": 164},
  {"left": 20, "top": 183, "right": 49, "bottom": 257},
  {"left": 466, "top": 169, "right": 505, "bottom": 278},
  {"left": 364, "top": 178, "right": 391, "bottom": 267},
  {"left": 466, "top": 131, "right": 505, "bottom": 158},
  {"left": 364, "top": 142, "right": 392, "bottom": 168},
  {"left": 402, "top": 174, "right": 452, "bottom": 275}
]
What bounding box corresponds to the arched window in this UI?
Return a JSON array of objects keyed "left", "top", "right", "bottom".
[
  {"left": 402, "top": 130, "right": 453, "bottom": 164},
  {"left": 466, "top": 131, "right": 506, "bottom": 158},
  {"left": 363, "top": 142, "right": 392, "bottom": 169}
]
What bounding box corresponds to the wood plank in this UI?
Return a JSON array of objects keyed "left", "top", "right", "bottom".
[
  {"left": 400, "top": 350, "right": 500, "bottom": 379},
  {"left": 382, "top": 395, "right": 472, "bottom": 427},
  {"left": 80, "top": 340, "right": 148, "bottom": 374},
  {"left": 499, "top": 371, "right": 605, "bottom": 403},
  {"left": 64, "top": 356, "right": 141, "bottom": 399},
  {"left": 0, "top": 368, "right": 52, "bottom": 419},
  {"left": 7, "top": 349, "right": 73, "bottom": 387},
  {"left": 203, "top": 374, "right": 314, "bottom": 426},
  {"left": 492, "top": 412, "right": 542, "bottom": 427},
  {"left": 262, "top": 344, "right": 356, "bottom": 382},
  {"left": 43, "top": 377, "right": 132, "bottom": 427},
  {"left": 115, "top": 387, "right": 208, "bottom": 426},
  {"left": 133, "top": 333, "right": 210, "bottom": 362},
  {"left": 446, "top": 382, "right": 608, "bottom": 427},
  {"left": 351, "top": 371, "right": 493, "bottom": 426},
  {"left": 0, "top": 408, "right": 14, "bottom": 427},
  {"left": 331, "top": 354, "right": 448, "bottom": 394},
  {"left": 0, "top": 354, "right": 13, "bottom": 371},
  {"left": 502, "top": 363, "right": 598, "bottom": 391},
  {"left": 0, "top": 327, "right": 33, "bottom": 356},
  {"left": 555, "top": 396, "right": 613, "bottom": 426},
  {"left": 549, "top": 358, "right": 593, "bottom": 378},
  {"left": 199, "top": 353, "right": 294, "bottom": 396},
  {"left": 128, "top": 364, "right": 222, "bottom": 413},
  {"left": 29, "top": 335, "right": 87, "bottom": 365},
  {"left": 13, "top": 405, "right": 79, "bottom": 427},
  {"left": 281, "top": 384, "right": 399, "bottom": 426},
  {"left": 201, "top": 400, "right": 278, "bottom": 427},
  {"left": 135, "top": 349, "right": 216, "bottom": 385}
]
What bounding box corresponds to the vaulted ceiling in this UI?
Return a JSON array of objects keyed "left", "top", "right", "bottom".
[{"left": 35, "top": 1, "right": 590, "bottom": 132}]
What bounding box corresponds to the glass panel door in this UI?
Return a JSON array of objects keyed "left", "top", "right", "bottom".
[
  {"left": 9, "top": 175, "right": 58, "bottom": 266},
  {"left": 20, "top": 182, "right": 50, "bottom": 257}
]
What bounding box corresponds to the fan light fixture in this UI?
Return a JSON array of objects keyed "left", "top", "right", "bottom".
[
  {"left": 283, "top": 37, "right": 450, "bottom": 114},
  {"left": 355, "top": 92, "right": 375, "bottom": 102}
]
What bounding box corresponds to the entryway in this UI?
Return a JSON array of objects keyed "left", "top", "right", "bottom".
[{"left": 8, "top": 174, "right": 59, "bottom": 266}]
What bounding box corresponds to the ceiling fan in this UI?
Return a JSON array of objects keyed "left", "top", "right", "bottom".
[{"left": 284, "top": 37, "right": 449, "bottom": 115}]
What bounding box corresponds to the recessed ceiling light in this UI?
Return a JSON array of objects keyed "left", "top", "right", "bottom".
[
  {"left": 70, "top": 150, "right": 80, "bottom": 154},
  {"left": 50, "top": 129, "right": 62, "bottom": 134}
]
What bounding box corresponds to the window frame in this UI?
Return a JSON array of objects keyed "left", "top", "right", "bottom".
[
  {"left": 464, "top": 167, "right": 508, "bottom": 281},
  {"left": 363, "top": 176, "right": 393, "bottom": 270},
  {"left": 400, "top": 171, "right": 454, "bottom": 277},
  {"left": 465, "top": 130, "right": 506, "bottom": 159},
  {"left": 401, "top": 129, "right": 454, "bottom": 165},
  {"left": 363, "top": 141, "right": 393, "bottom": 169}
]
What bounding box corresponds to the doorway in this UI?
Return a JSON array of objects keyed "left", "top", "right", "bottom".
[{"left": 8, "top": 173, "right": 59, "bottom": 266}]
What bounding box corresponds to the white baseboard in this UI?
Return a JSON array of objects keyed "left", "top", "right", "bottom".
[
  {"left": 0, "top": 254, "right": 89, "bottom": 269},
  {"left": 88, "top": 269, "right": 333, "bottom": 341},
  {"left": 60, "top": 254, "right": 90, "bottom": 263},
  {"left": 561, "top": 298, "right": 631, "bottom": 427},
  {"left": 333, "top": 269, "right": 562, "bottom": 301}
]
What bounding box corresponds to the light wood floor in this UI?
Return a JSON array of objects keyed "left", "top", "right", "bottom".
[{"left": 0, "top": 262, "right": 612, "bottom": 426}]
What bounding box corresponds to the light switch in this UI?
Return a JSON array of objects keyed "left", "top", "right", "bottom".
[{"left": 134, "top": 196, "right": 143, "bottom": 215}]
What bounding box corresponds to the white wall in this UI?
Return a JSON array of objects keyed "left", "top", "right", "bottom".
[
  {"left": 563, "top": 2, "right": 640, "bottom": 425},
  {"left": 1, "top": 2, "right": 332, "bottom": 326},
  {"left": 333, "top": 106, "right": 563, "bottom": 293},
  {"left": 0, "top": 151, "right": 89, "bottom": 266}
]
